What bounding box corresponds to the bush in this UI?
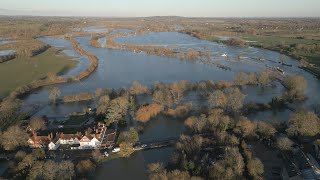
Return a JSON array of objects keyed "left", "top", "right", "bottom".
[{"left": 136, "top": 103, "right": 164, "bottom": 123}]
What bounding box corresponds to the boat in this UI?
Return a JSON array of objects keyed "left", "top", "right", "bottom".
[
  {"left": 221, "top": 54, "right": 227, "bottom": 57},
  {"left": 281, "top": 62, "right": 293, "bottom": 67},
  {"left": 104, "top": 152, "right": 109, "bottom": 157},
  {"left": 112, "top": 147, "right": 120, "bottom": 153},
  {"left": 276, "top": 67, "right": 285, "bottom": 74}
]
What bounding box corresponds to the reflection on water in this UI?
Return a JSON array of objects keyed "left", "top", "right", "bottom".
[
  {"left": 247, "top": 109, "right": 292, "bottom": 124},
  {"left": 95, "top": 147, "right": 173, "bottom": 180},
  {"left": 0, "top": 160, "right": 9, "bottom": 177}
]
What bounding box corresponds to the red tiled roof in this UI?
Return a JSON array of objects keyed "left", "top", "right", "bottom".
[{"left": 80, "top": 136, "right": 91, "bottom": 142}]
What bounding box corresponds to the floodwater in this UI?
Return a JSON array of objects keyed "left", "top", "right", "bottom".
[
  {"left": 0, "top": 160, "right": 9, "bottom": 177},
  {"left": 0, "top": 50, "right": 16, "bottom": 56},
  {"left": 71, "top": 26, "right": 108, "bottom": 34},
  {"left": 95, "top": 147, "right": 173, "bottom": 180},
  {"left": 21, "top": 30, "right": 320, "bottom": 179}
]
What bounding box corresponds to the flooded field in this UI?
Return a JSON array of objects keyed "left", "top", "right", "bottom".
[
  {"left": 20, "top": 29, "right": 320, "bottom": 179},
  {"left": 71, "top": 26, "right": 108, "bottom": 33}
]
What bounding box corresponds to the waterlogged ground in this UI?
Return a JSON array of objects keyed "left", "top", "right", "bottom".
[
  {"left": 20, "top": 29, "right": 320, "bottom": 179},
  {"left": 25, "top": 31, "right": 320, "bottom": 125},
  {"left": 38, "top": 38, "right": 90, "bottom": 79},
  {"left": 71, "top": 26, "right": 108, "bottom": 34}
]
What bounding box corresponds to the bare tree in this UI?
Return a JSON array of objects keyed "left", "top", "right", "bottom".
[
  {"left": 287, "top": 110, "right": 320, "bottom": 137},
  {"left": 283, "top": 75, "right": 307, "bottom": 101},
  {"left": 0, "top": 125, "right": 29, "bottom": 150},
  {"left": 247, "top": 158, "right": 264, "bottom": 179},
  {"left": 224, "top": 87, "right": 245, "bottom": 113},
  {"left": 208, "top": 90, "right": 227, "bottom": 109},
  {"left": 49, "top": 87, "right": 61, "bottom": 104},
  {"left": 30, "top": 117, "right": 46, "bottom": 131}
]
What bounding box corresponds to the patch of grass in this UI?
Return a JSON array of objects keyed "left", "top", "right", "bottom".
[
  {"left": 300, "top": 53, "right": 320, "bottom": 66},
  {"left": 241, "top": 49, "right": 256, "bottom": 53},
  {"left": 0, "top": 48, "right": 78, "bottom": 97},
  {"left": 98, "top": 153, "right": 122, "bottom": 163}
]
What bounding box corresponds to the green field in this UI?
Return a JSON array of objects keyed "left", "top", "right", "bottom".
[
  {"left": 0, "top": 48, "right": 78, "bottom": 97},
  {"left": 244, "top": 35, "right": 317, "bottom": 46}
]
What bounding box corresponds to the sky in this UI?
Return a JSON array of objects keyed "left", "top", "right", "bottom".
[{"left": 0, "top": 0, "right": 319, "bottom": 17}]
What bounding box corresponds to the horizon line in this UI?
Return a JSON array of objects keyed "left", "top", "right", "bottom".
[{"left": 1, "top": 14, "right": 320, "bottom": 19}]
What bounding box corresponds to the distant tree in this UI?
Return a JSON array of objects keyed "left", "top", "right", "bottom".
[
  {"left": 283, "top": 75, "right": 307, "bottom": 101},
  {"left": 169, "top": 81, "right": 185, "bottom": 103},
  {"left": 76, "top": 159, "right": 96, "bottom": 176},
  {"left": 208, "top": 90, "right": 227, "bottom": 109},
  {"left": 287, "top": 110, "right": 320, "bottom": 137},
  {"left": 234, "top": 117, "right": 255, "bottom": 138},
  {"left": 105, "top": 96, "right": 128, "bottom": 123},
  {"left": 209, "top": 147, "right": 244, "bottom": 180},
  {"left": 0, "top": 99, "right": 21, "bottom": 129},
  {"left": 148, "top": 162, "right": 165, "bottom": 174},
  {"left": 197, "top": 81, "right": 208, "bottom": 97},
  {"left": 17, "top": 154, "right": 37, "bottom": 172},
  {"left": 153, "top": 89, "right": 173, "bottom": 107},
  {"left": 186, "top": 49, "right": 199, "bottom": 60},
  {"left": 279, "top": 54, "right": 287, "bottom": 64},
  {"left": 49, "top": 87, "right": 61, "bottom": 104},
  {"left": 56, "top": 161, "right": 75, "bottom": 180},
  {"left": 1, "top": 125, "right": 29, "bottom": 150},
  {"left": 254, "top": 121, "right": 277, "bottom": 140},
  {"left": 235, "top": 72, "right": 249, "bottom": 86},
  {"left": 117, "top": 128, "right": 139, "bottom": 145},
  {"left": 192, "top": 114, "right": 207, "bottom": 133},
  {"left": 32, "top": 148, "right": 46, "bottom": 159},
  {"left": 92, "top": 149, "right": 102, "bottom": 161},
  {"left": 247, "top": 158, "right": 264, "bottom": 179},
  {"left": 258, "top": 70, "right": 270, "bottom": 87},
  {"left": 15, "top": 151, "right": 27, "bottom": 161},
  {"left": 96, "top": 95, "right": 110, "bottom": 115},
  {"left": 30, "top": 117, "right": 46, "bottom": 131},
  {"left": 224, "top": 87, "right": 245, "bottom": 113},
  {"left": 136, "top": 103, "right": 164, "bottom": 123},
  {"left": 129, "top": 81, "right": 148, "bottom": 95},
  {"left": 226, "top": 38, "right": 246, "bottom": 47},
  {"left": 148, "top": 162, "right": 167, "bottom": 180},
  {"left": 27, "top": 160, "right": 45, "bottom": 179},
  {"left": 27, "top": 160, "right": 74, "bottom": 180},
  {"left": 176, "top": 135, "right": 203, "bottom": 157},
  {"left": 129, "top": 127, "right": 139, "bottom": 144},
  {"left": 276, "top": 137, "right": 293, "bottom": 151},
  {"left": 207, "top": 108, "right": 231, "bottom": 132},
  {"left": 167, "top": 170, "right": 193, "bottom": 180},
  {"left": 184, "top": 116, "right": 197, "bottom": 129},
  {"left": 119, "top": 142, "right": 134, "bottom": 157}
]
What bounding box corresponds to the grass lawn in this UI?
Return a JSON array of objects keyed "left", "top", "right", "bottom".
[
  {"left": 0, "top": 48, "right": 78, "bottom": 97},
  {"left": 98, "top": 153, "right": 122, "bottom": 163}
]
